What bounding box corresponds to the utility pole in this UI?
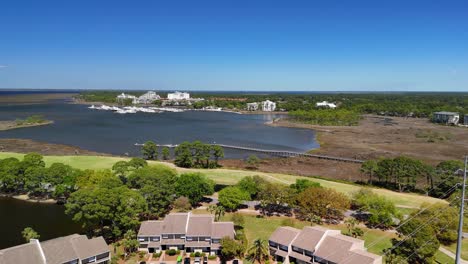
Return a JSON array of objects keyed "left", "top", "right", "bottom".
[{"left": 456, "top": 156, "right": 468, "bottom": 264}]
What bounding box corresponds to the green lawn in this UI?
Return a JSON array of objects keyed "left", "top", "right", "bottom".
[
  {"left": 0, "top": 152, "right": 445, "bottom": 208},
  {"left": 444, "top": 239, "right": 468, "bottom": 261}
]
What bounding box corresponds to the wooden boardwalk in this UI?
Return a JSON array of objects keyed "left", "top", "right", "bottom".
[{"left": 135, "top": 143, "right": 364, "bottom": 163}]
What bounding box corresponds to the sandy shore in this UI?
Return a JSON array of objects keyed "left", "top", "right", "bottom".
[
  {"left": 0, "top": 120, "right": 53, "bottom": 131},
  {"left": 0, "top": 194, "right": 57, "bottom": 204},
  {"left": 268, "top": 115, "right": 468, "bottom": 163}
]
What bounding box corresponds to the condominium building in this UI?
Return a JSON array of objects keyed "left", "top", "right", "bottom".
[
  {"left": 261, "top": 100, "right": 276, "bottom": 111},
  {"left": 0, "top": 234, "right": 110, "bottom": 264},
  {"left": 269, "top": 226, "right": 381, "bottom": 264},
  {"left": 135, "top": 91, "right": 161, "bottom": 104},
  {"left": 316, "top": 101, "right": 337, "bottom": 109},
  {"left": 246, "top": 102, "right": 259, "bottom": 111},
  {"left": 137, "top": 212, "right": 235, "bottom": 255},
  {"left": 167, "top": 92, "right": 190, "bottom": 100}
]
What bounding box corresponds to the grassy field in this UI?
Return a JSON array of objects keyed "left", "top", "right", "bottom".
[{"left": 0, "top": 152, "right": 445, "bottom": 208}]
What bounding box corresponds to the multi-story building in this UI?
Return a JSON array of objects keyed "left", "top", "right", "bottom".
[
  {"left": 167, "top": 92, "right": 190, "bottom": 100},
  {"left": 0, "top": 234, "right": 110, "bottom": 264},
  {"left": 316, "top": 101, "right": 337, "bottom": 109},
  {"left": 137, "top": 212, "right": 234, "bottom": 255},
  {"left": 261, "top": 100, "right": 276, "bottom": 111},
  {"left": 433, "top": 111, "right": 460, "bottom": 125},
  {"left": 464, "top": 114, "right": 468, "bottom": 126},
  {"left": 135, "top": 91, "right": 161, "bottom": 104},
  {"left": 246, "top": 102, "right": 259, "bottom": 111},
  {"left": 269, "top": 226, "right": 381, "bottom": 264},
  {"left": 116, "top": 93, "right": 137, "bottom": 102}
]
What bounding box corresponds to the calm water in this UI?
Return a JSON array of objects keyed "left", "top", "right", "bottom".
[
  {"left": 0, "top": 96, "right": 317, "bottom": 249},
  {"left": 0, "top": 197, "right": 82, "bottom": 249},
  {"left": 0, "top": 101, "right": 318, "bottom": 158}
]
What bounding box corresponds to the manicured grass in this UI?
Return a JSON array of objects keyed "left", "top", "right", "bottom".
[
  {"left": 444, "top": 239, "right": 468, "bottom": 260},
  {"left": 0, "top": 152, "right": 445, "bottom": 207},
  {"left": 434, "top": 250, "right": 455, "bottom": 264}
]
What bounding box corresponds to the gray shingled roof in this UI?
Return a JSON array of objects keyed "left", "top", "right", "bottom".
[
  {"left": 41, "top": 234, "right": 81, "bottom": 264},
  {"left": 291, "top": 226, "right": 332, "bottom": 252},
  {"left": 187, "top": 215, "right": 214, "bottom": 236},
  {"left": 138, "top": 221, "right": 163, "bottom": 236},
  {"left": 0, "top": 241, "right": 45, "bottom": 264},
  {"left": 211, "top": 222, "right": 234, "bottom": 239},
  {"left": 313, "top": 234, "right": 364, "bottom": 263},
  {"left": 269, "top": 226, "right": 300, "bottom": 246},
  {"left": 161, "top": 213, "right": 189, "bottom": 234}
]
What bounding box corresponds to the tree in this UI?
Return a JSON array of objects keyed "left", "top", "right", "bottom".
[
  {"left": 173, "top": 196, "right": 191, "bottom": 212},
  {"left": 123, "top": 230, "right": 139, "bottom": 255},
  {"left": 22, "top": 153, "right": 45, "bottom": 168},
  {"left": 296, "top": 186, "right": 350, "bottom": 222},
  {"left": 237, "top": 176, "right": 267, "bottom": 199},
  {"left": 112, "top": 161, "right": 129, "bottom": 177},
  {"left": 218, "top": 187, "right": 250, "bottom": 210},
  {"left": 142, "top": 141, "right": 158, "bottom": 160},
  {"left": 220, "top": 237, "right": 245, "bottom": 260},
  {"left": 127, "top": 165, "right": 178, "bottom": 217},
  {"left": 65, "top": 186, "right": 147, "bottom": 240},
  {"left": 257, "top": 182, "right": 295, "bottom": 215},
  {"left": 208, "top": 205, "right": 226, "bottom": 221},
  {"left": 390, "top": 218, "right": 439, "bottom": 263},
  {"left": 247, "top": 239, "right": 269, "bottom": 264},
  {"left": 175, "top": 173, "right": 215, "bottom": 205},
  {"left": 174, "top": 142, "right": 193, "bottom": 168},
  {"left": 352, "top": 189, "right": 399, "bottom": 229},
  {"left": 360, "top": 160, "right": 378, "bottom": 184},
  {"left": 22, "top": 227, "right": 40, "bottom": 242},
  {"left": 344, "top": 217, "right": 363, "bottom": 238},
  {"left": 127, "top": 158, "right": 147, "bottom": 170},
  {"left": 231, "top": 212, "right": 245, "bottom": 228},
  {"left": 290, "top": 179, "right": 321, "bottom": 193},
  {"left": 161, "top": 147, "right": 171, "bottom": 160},
  {"left": 211, "top": 145, "right": 224, "bottom": 167},
  {"left": 246, "top": 155, "right": 260, "bottom": 169}
]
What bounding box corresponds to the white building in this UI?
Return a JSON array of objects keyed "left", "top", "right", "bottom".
[
  {"left": 433, "top": 111, "right": 460, "bottom": 125},
  {"left": 168, "top": 91, "right": 190, "bottom": 100},
  {"left": 316, "top": 101, "right": 337, "bottom": 109},
  {"left": 135, "top": 91, "right": 161, "bottom": 104},
  {"left": 116, "top": 92, "right": 137, "bottom": 101},
  {"left": 246, "top": 102, "right": 259, "bottom": 111},
  {"left": 262, "top": 100, "right": 276, "bottom": 112}
]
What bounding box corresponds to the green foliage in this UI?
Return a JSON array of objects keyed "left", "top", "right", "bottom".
[
  {"left": 218, "top": 186, "right": 250, "bottom": 210},
  {"left": 123, "top": 230, "right": 139, "bottom": 254},
  {"left": 167, "top": 249, "right": 177, "bottom": 256},
  {"left": 161, "top": 147, "right": 171, "bottom": 160},
  {"left": 208, "top": 205, "right": 226, "bottom": 221},
  {"left": 174, "top": 141, "right": 224, "bottom": 168},
  {"left": 127, "top": 158, "right": 147, "bottom": 170},
  {"left": 142, "top": 141, "right": 158, "bottom": 160},
  {"left": 21, "top": 227, "right": 40, "bottom": 242},
  {"left": 290, "top": 179, "right": 321, "bottom": 193},
  {"left": 237, "top": 176, "right": 267, "bottom": 199},
  {"left": 352, "top": 189, "right": 399, "bottom": 229},
  {"left": 220, "top": 237, "right": 245, "bottom": 259},
  {"left": 127, "top": 165, "right": 178, "bottom": 217},
  {"left": 246, "top": 155, "right": 261, "bottom": 169},
  {"left": 15, "top": 115, "right": 47, "bottom": 125},
  {"left": 231, "top": 212, "right": 245, "bottom": 228},
  {"left": 247, "top": 239, "right": 269, "bottom": 264},
  {"left": 296, "top": 186, "right": 350, "bottom": 222},
  {"left": 65, "top": 185, "right": 147, "bottom": 240},
  {"left": 172, "top": 196, "right": 192, "bottom": 212},
  {"left": 175, "top": 173, "right": 215, "bottom": 205},
  {"left": 289, "top": 109, "right": 361, "bottom": 126},
  {"left": 112, "top": 161, "right": 129, "bottom": 177}
]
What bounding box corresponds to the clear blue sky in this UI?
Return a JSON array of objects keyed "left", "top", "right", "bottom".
[{"left": 0, "top": 0, "right": 467, "bottom": 91}]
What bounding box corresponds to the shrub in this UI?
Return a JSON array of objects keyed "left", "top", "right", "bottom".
[
  {"left": 208, "top": 255, "right": 217, "bottom": 260},
  {"left": 153, "top": 252, "right": 162, "bottom": 258},
  {"left": 167, "top": 249, "right": 177, "bottom": 256},
  {"left": 190, "top": 252, "right": 196, "bottom": 257},
  {"left": 195, "top": 252, "right": 201, "bottom": 257},
  {"left": 138, "top": 252, "right": 145, "bottom": 259}
]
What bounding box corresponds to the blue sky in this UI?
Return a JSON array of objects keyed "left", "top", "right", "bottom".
[{"left": 0, "top": 0, "right": 467, "bottom": 91}]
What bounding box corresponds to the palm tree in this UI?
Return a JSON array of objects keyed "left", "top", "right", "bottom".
[
  {"left": 247, "top": 238, "right": 269, "bottom": 264},
  {"left": 207, "top": 205, "right": 225, "bottom": 221}
]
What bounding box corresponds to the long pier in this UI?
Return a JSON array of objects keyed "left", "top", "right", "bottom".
[{"left": 134, "top": 143, "right": 363, "bottom": 163}]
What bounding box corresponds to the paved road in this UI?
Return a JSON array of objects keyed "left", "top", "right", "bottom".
[{"left": 439, "top": 247, "right": 468, "bottom": 264}]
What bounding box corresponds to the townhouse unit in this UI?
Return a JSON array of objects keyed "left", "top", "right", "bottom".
[
  {"left": 137, "top": 212, "right": 235, "bottom": 255},
  {"left": 168, "top": 92, "right": 190, "bottom": 100},
  {"left": 0, "top": 234, "right": 110, "bottom": 264},
  {"left": 268, "top": 226, "right": 381, "bottom": 264}
]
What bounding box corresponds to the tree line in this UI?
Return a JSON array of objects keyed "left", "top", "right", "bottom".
[{"left": 360, "top": 156, "right": 464, "bottom": 197}]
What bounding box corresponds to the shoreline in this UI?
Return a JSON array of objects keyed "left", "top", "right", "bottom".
[
  {"left": 0, "top": 120, "right": 54, "bottom": 131},
  {"left": 0, "top": 193, "right": 57, "bottom": 204}
]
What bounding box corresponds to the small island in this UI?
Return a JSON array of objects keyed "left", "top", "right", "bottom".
[{"left": 0, "top": 115, "right": 53, "bottom": 131}]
